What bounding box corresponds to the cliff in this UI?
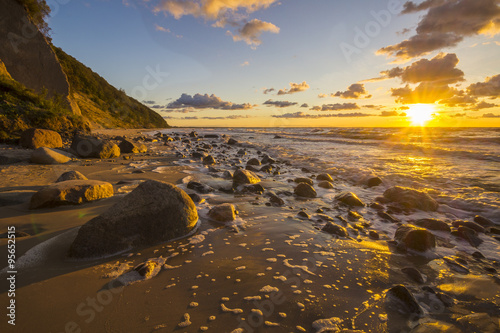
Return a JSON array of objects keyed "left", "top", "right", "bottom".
[{"left": 0, "top": 0, "right": 168, "bottom": 141}]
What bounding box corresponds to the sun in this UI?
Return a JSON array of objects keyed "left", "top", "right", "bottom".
[{"left": 405, "top": 104, "right": 436, "bottom": 126}]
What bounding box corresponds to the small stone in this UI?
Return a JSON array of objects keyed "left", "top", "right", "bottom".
[
  {"left": 208, "top": 203, "right": 237, "bottom": 222},
  {"left": 415, "top": 218, "right": 451, "bottom": 232},
  {"left": 318, "top": 181, "right": 334, "bottom": 189},
  {"left": 322, "top": 222, "right": 348, "bottom": 237},
  {"left": 316, "top": 173, "right": 333, "bottom": 182},
  {"left": 294, "top": 177, "right": 313, "bottom": 185},
  {"left": 395, "top": 224, "right": 436, "bottom": 252},
  {"left": 335, "top": 192, "right": 365, "bottom": 207},
  {"left": 56, "top": 171, "right": 87, "bottom": 183},
  {"left": 294, "top": 183, "right": 317, "bottom": 198}
]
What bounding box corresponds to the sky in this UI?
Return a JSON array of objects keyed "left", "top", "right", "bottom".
[{"left": 47, "top": 0, "right": 500, "bottom": 127}]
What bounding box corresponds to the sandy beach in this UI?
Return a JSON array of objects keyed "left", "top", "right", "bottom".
[{"left": 0, "top": 128, "right": 499, "bottom": 333}]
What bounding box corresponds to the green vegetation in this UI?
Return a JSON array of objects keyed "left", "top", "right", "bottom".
[
  {"left": 0, "top": 73, "right": 87, "bottom": 141},
  {"left": 15, "top": 0, "right": 51, "bottom": 38},
  {"left": 53, "top": 47, "right": 168, "bottom": 129}
]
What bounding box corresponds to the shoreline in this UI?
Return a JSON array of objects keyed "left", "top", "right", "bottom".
[{"left": 0, "top": 127, "right": 499, "bottom": 332}]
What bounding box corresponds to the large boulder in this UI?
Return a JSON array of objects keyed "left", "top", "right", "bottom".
[
  {"left": 70, "top": 135, "right": 120, "bottom": 159},
  {"left": 385, "top": 285, "right": 422, "bottom": 316},
  {"left": 294, "top": 183, "right": 317, "bottom": 198},
  {"left": 384, "top": 186, "right": 438, "bottom": 211},
  {"left": 56, "top": 171, "right": 88, "bottom": 183},
  {"left": 233, "top": 169, "right": 261, "bottom": 185},
  {"left": 30, "top": 147, "right": 71, "bottom": 164},
  {"left": 20, "top": 129, "right": 62, "bottom": 149},
  {"left": 322, "top": 222, "right": 348, "bottom": 237},
  {"left": 69, "top": 180, "right": 198, "bottom": 258},
  {"left": 316, "top": 173, "right": 333, "bottom": 182},
  {"left": 335, "top": 192, "right": 365, "bottom": 207},
  {"left": 30, "top": 180, "right": 114, "bottom": 209},
  {"left": 414, "top": 218, "right": 451, "bottom": 232},
  {"left": 395, "top": 224, "right": 436, "bottom": 252},
  {"left": 95, "top": 141, "right": 120, "bottom": 159}
]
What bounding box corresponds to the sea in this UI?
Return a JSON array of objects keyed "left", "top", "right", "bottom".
[{"left": 166, "top": 127, "right": 500, "bottom": 223}]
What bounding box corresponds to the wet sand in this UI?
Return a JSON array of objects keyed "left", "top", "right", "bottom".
[{"left": 1, "top": 128, "right": 499, "bottom": 333}]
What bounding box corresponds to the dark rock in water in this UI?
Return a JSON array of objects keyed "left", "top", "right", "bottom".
[
  {"left": 69, "top": 180, "right": 198, "bottom": 258},
  {"left": 318, "top": 181, "right": 334, "bottom": 189},
  {"left": 443, "top": 257, "right": 470, "bottom": 274},
  {"left": 237, "top": 149, "right": 247, "bottom": 156},
  {"left": 383, "top": 186, "right": 438, "bottom": 211},
  {"left": 472, "top": 251, "right": 485, "bottom": 259},
  {"left": 395, "top": 224, "right": 436, "bottom": 252},
  {"left": 30, "top": 147, "right": 71, "bottom": 164},
  {"left": 489, "top": 227, "right": 500, "bottom": 235},
  {"left": 452, "top": 226, "right": 483, "bottom": 247},
  {"left": 204, "top": 134, "right": 219, "bottom": 138},
  {"left": 30, "top": 180, "right": 113, "bottom": 209},
  {"left": 261, "top": 155, "right": 276, "bottom": 164},
  {"left": 369, "top": 230, "right": 380, "bottom": 239},
  {"left": 335, "top": 192, "right": 365, "bottom": 207},
  {"left": 274, "top": 135, "right": 283, "bottom": 139},
  {"left": 322, "top": 222, "right": 348, "bottom": 237},
  {"left": 415, "top": 218, "right": 451, "bottom": 232},
  {"left": 208, "top": 203, "right": 237, "bottom": 222},
  {"left": 297, "top": 211, "right": 310, "bottom": 219},
  {"left": 294, "top": 183, "right": 317, "bottom": 198},
  {"left": 260, "top": 165, "right": 273, "bottom": 173},
  {"left": 119, "top": 139, "right": 147, "bottom": 154},
  {"left": 452, "top": 221, "right": 485, "bottom": 233},
  {"left": 369, "top": 202, "right": 384, "bottom": 210},
  {"left": 20, "top": 128, "right": 62, "bottom": 149},
  {"left": 365, "top": 176, "right": 382, "bottom": 187},
  {"left": 377, "top": 211, "right": 399, "bottom": 223},
  {"left": 203, "top": 155, "right": 216, "bottom": 165},
  {"left": 228, "top": 138, "right": 238, "bottom": 145},
  {"left": 268, "top": 193, "right": 285, "bottom": 206},
  {"left": 192, "top": 151, "right": 207, "bottom": 159},
  {"left": 436, "top": 292, "right": 454, "bottom": 308},
  {"left": 401, "top": 267, "right": 425, "bottom": 283},
  {"left": 241, "top": 184, "right": 265, "bottom": 194},
  {"left": 247, "top": 158, "right": 261, "bottom": 166},
  {"left": 473, "top": 215, "right": 495, "bottom": 227},
  {"left": 316, "top": 214, "right": 334, "bottom": 222},
  {"left": 188, "top": 193, "right": 205, "bottom": 204},
  {"left": 316, "top": 173, "right": 333, "bottom": 182},
  {"left": 233, "top": 169, "right": 261, "bottom": 185},
  {"left": 189, "top": 131, "right": 198, "bottom": 138},
  {"left": 187, "top": 181, "right": 214, "bottom": 194},
  {"left": 245, "top": 165, "right": 260, "bottom": 172},
  {"left": 385, "top": 285, "right": 422, "bottom": 316},
  {"left": 134, "top": 260, "right": 160, "bottom": 278},
  {"left": 348, "top": 210, "right": 362, "bottom": 220},
  {"left": 56, "top": 170, "right": 87, "bottom": 183},
  {"left": 294, "top": 177, "right": 313, "bottom": 185}
]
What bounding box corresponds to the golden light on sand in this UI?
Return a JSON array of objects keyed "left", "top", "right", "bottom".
[{"left": 406, "top": 104, "right": 436, "bottom": 126}]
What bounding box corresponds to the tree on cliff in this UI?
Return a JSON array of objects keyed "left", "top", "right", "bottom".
[{"left": 16, "top": 0, "right": 51, "bottom": 38}]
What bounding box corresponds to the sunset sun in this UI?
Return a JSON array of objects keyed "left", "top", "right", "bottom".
[{"left": 406, "top": 104, "right": 436, "bottom": 126}]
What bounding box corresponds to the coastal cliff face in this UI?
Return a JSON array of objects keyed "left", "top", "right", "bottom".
[{"left": 0, "top": 0, "right": 80, "bottom": 115}]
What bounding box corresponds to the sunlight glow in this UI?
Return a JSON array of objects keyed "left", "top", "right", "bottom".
[{"left": 406, "top": 104, "right": 436, "bottom": 126}]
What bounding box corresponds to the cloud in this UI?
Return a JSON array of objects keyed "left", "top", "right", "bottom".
[
  {"left": 311, "top": 103, "right": 360, "bottom": 111},
  {"left": 154, "top": 23, "right": 183, "bottom": 38},
  {"left": 380, "top": 111, "right": 405, "bottom": 117},
  {"left": 166, "top": 93, "right": 254, "bottom": 110},
  {"left": 334, "top": 83, "right": 371, "bottom": 99},
  {"left": 468, "top": 101, "right": 497, "bottom": 111},
  {"left": 142, "top": 100, "right": 156, "bottom": 104},
  {"left": 482, "top": 112, "right": 500, "bottom": 118},
  {"left": 378, "top": 0, "right": 500, "bottom": 60},
  {"left": 272, "top": 112, "right": 371, "bottom": 119},
  {"left": 263, "top": 88, "right": 275, "bottom": 94},
  {"left": 467, "top": 74, "right": 500, "bottom": 97},
  {"left": 228, "top": 19, "right": 280, "bottom": 47},
  {"left": 300, "top": 103, "right": 309, "bottom": 108},
  {"left": 439, "top": 93, "right": 477, "bottom": 107},
  {"left": 240, "top": 61, "right": 250, "bottom": 67},
  {"left": 391, "top": 82, "right": 458, "bottom": 104},
  {"left": 277, "top": 81, "right": 310, "bottom": 95},
  {"left": 263, "top": 100, "right": 298, "bottom": 108}
]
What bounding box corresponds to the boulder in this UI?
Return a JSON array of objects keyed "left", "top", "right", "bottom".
[
  {"left": 452, "top": 226, "right": 483, "bottom": 247},
  {"left": 247, "top": 158, "right": 261, "bottom": 166},
  {"left": 385, "top": 285, "right": 422, "bottom": 316},
  {"left": 383, "top": 186, "right": 438, "bottom": 211},
  {"left": 20, "top": 128, "right": 62, "bottom": 149},
  {"left": 414, "top": 218, "right": 451, "bottom": 232},
  {"left": 268, "top": 193, "right": 285, "bottom": 206},
  {"left": 95, "top": 141, "right": 120, "bottom": 159},
  {"left": 30, "top": 147, "right": 71, "bottom": 164},
  {"left": 69, "top": 180, "right": 198, "bottom": 258},
  {"left": 261, "top": 155, "right": 276, "bottom": 164},
  {"left": 208, "top": 203, "right": 237, "bottom": 222},
  {"left": 187, "top": 181, "right": 214, "bottom": 194},
  {"left": 228, "top": 138, "right": 238, "bottom": 145},
  {"left": 233, "top": 169, "right": 261, "bottom": 185},
  {"left": 294, "top": 177, "right": 313, "bottom": 185},
  {"left": 365, "top": 176, "right": 382, "bottom": 187},
  {"left": 452, "top": 221, "right": 485, "bottom": 233},
  {"left": 322, "top": 222, "right": 348, "bottom": 237},
  {"left": 30, "top": 180, "right": 114, "bottom": 209},
  {"left": 318, "top": 181, "right": 334, "bottom": 189},
  {"left": 203, "top": 155, "right": 216, "bottom": 165},
  {"left": 188, "top": 193, "right": 205, "bottom": 204},
  {"left": 70, "top": 134, "right": 102, "bottom": 158},
  {"left": 316, "top": 173, "right": 333, "bottom": 182},
  {"left": 119, "top": 139, "right": 147, "bottom": 154},
  {"left": 401, "top": 267, "right": 425, "bottom": 284},
  {"left": 335, "top": 192, "right": 365, "bottom": 207},
  {"left": 56, "top": 170, "right": 88, "bottom": 183},
  {"left": 260, "top": 165, "right": 273, "bottom": 173},
  {"left": 395, "top": 224, "right": 436, "bottom": 252},
  {"left": 473, "top": 215, "right": 495, "bottom": 227},
  {"left": 294, "top": 183, "right": 317, "bottom": 198}
]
